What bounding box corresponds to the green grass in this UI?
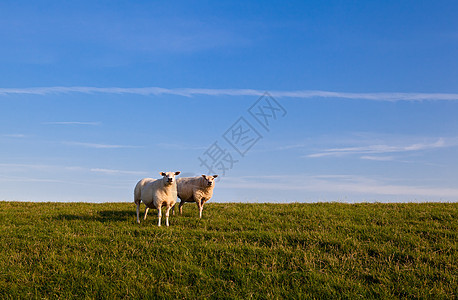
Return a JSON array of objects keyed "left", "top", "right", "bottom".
[{"left": 0, "top": 202, "right": 456, "bottom": 299}]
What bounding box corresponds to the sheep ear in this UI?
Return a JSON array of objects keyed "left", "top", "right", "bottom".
[
  {"left": 175, "top": 171, "right": 181, "bottom": 175},
  {"left": 201, "top": 175, "right": 207, "bottom": 179},
  {"left": 160, "top": 172, "right": 166, "bottom": 176},
  {"left": 213, "top": 175, "right": 218, "bottom": 178}
]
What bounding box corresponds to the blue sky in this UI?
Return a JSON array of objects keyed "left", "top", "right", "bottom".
[{"left": 1, "top": 1, "right": 457, "bottom": 203}]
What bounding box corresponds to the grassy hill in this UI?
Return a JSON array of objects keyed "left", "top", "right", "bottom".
[{"left": 0, "top": 202, "right": 456, "bottom": 299}]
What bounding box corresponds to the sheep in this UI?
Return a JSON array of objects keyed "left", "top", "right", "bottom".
[
  {"left": 173, "top": 174, "right": 218, "bottom": 218},
  {"left": 134, "top": 171, "right": 180, "bottom": 226}
]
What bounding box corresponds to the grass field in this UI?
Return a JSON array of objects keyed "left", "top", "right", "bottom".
[{"left": 0, "top": 201, "right": 456, "bottom": 299}]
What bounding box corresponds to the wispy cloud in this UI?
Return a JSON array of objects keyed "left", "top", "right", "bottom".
[
  {"left": 156, "top": 142, "right": 207, "bottom": 151},
  {"left": 360, "top": 155, "right": 395, "bottom": 161},
  {"left": 220, "top": 174, "right": 458, "bottom": 199},
  {"left": 274, "top": 143, "right": 307, "bottom": 151},
  {"left": 0, "top": 174, "right": 128, "bottom": 190},
  {"left": 63, "top": 141, "right": 140, "bottom": 149},
  {"left": 1, "top": 86, "right": 458, "bottom": 101},
  {"left": 271, "top": 90, "right": 458, "bottom": 101},
  {"left": 307, "top": 138, "right": 447, "bottom": 158},
  {"left": 2, "top": 134, "right": 26, "bottom": 138},
  {"left": 0, "top": 163, "right": 88, "bottom": 173},
  {"left": 43, "top": 121, "right": 101, "bottom": 126},
  {"left": 90, "top": 168, "right": 147, "bottom": 176},
  {"left": 0, "top": 163, "right": 58, "bottom": 171},
  {"left": 0, "top": 174, "right": 67, "bottom": 184},
  {"left": 307, "top": 175, "right": 458, "bottom": 199},
  {"left": 0, "top": 163, "right": 146, "bottom": 177}
]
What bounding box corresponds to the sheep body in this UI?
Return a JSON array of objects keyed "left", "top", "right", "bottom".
[
  {"left": 175, "top": 175, "right": 218, "bottom": 218},
  {"left": 134, "top": 172, "right": 180, "bottom": 226},
  {"left": 134, "top": 178, "right": 155, "bottom": 205}
]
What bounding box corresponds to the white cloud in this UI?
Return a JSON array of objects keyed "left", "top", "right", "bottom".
[
  {"left": 0, "top": 174, "right": 128, "bottom": 190},
  {"left": 63, "top": 141, "right": 140, "bottom": 149},
  {"left": 156, "top": 142, "right": 207, "bottom": 151},
  {"left": 219, "top": 174, "right": 458, "bottom": 199},
  {"left": 0, "top": 163, "right": 85, "bottom": 172},
  {"left": 307, "top": 138, "right": 448, "bottom": 158},
  {"left": 43, "top": 121, "right": 101, "bottom": 126},
  {"left": 90, "top": 168, "right": 147, "bottom": 176},
  {"left": 2, "top": 134, "right": 26, "bottom": 138},
  {"left": 270, "top": 90, "right": 458, "bottom": 101},
  {"left": 0, "top": 174, "right": 67, "bottom": 184},
  {"left": 0, "top": 163, "right": 54, "bottom": 171},
  {"left": 274, "top": 143, "right": 307, "bottom": 151},
  {"left": 1, "top": 86, "right": 458, "bottom": 101},
  {"left": 309, "top": 175, "right": 458, "bottom": 198},
  {"left": 0, "top": 163, "right": 145, "bottom": 176},
  {"left": 360, "top": 155, "right": 394, "bottom": 161}
]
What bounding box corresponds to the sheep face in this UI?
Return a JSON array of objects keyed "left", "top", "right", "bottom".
[
  {"left": 160, "top": 171, "right": 181, "bottom": 185},
  {"left": 201, "top": 174, "right": 218, "bottom": 187}
]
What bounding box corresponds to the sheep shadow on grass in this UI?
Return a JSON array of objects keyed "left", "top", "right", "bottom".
[{"left": 54, "top": 210, "right": 135, "bottom": 223}]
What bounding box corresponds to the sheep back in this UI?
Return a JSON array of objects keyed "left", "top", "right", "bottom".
[
  {"left": 177, "top": 177, "right": 214, "bottom": 203},
  {"left": 134, "top": 178, "right": 156, "bottom": 203}
]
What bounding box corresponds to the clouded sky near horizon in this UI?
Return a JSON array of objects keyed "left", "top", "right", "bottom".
[{"left": 1, "top": 1, "right": 457, "bottom": 203}]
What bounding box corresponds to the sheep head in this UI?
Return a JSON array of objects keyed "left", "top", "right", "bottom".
[
  {"left": 160, "top": 171, "right": 181, "bottom": 185},
  {"left": 201, "top": 174, "right": 218, "bottom": 187}
]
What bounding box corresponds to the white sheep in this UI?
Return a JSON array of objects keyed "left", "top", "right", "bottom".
[
  {"left": 134, "top": 171, "right": 180, "bottom": 226},
  {"left": 173, "top": 174, "right": 218, "bottom": 218}
]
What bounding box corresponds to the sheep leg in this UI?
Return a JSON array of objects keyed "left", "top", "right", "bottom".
[
  {"left": 144, "top": 207, "right": 149, "bottom": 220},
  {"left": 199, "top": 203, "right": 204, "bottom": 219},
  {"left": 171, "top": 204, "right": 175, "bottom": 215},
  {"left": 157, "top": 207, "right": 162, "bottom": 226},
  {"left": 165, "top": 206, "right": 171, "bottom": 227},
  {"left": 136, "top": 202, "right": 141, "bottom": 224},
  {"left": 196, "top": 199, "right": 203, "bottom": 219},
  {"left": 179, "top": 201, "right": 185, "bottom": 215}
]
